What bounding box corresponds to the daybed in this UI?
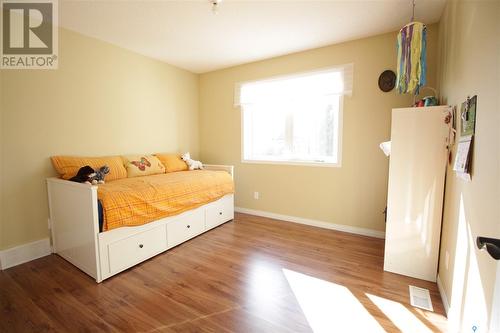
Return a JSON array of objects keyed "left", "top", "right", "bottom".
[{"left": 47, "top": 154, "right": 234, "bottom": 283}]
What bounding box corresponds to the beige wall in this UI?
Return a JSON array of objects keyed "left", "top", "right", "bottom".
[
  {"left": 0, "top": 28, "right": 199, "bottom": 250},
  {"left": 437, "top": 1, "right": 499, "bottom": 331},
  {"left": 199, "top": 26, "right": 438, "bottom": 233}
]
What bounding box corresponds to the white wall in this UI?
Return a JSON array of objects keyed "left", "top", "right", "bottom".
[{"left": 437, "top": 1, "right": 500, "bottom": 331}]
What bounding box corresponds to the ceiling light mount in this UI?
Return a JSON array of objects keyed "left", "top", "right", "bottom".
[{"left": 210, "top": 0, "right": 222, "bottom": 15}]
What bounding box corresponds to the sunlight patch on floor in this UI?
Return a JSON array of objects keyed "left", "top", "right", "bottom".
[
  {"left": 247, "top": 261, "right": 284, "bottom": 311},
  {"left": 282, "top": 268, "right": 386, "bottom": 333},
  {"left": 366, "top": 293, "right": 435, "bottom": 333}
]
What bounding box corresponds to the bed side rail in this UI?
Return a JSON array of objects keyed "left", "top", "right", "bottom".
[
  {"left": 47, "top": 177, "right": 101, "bottom": 281},
  {"left": 204, "top": 164, "right": 234, "bottom": 179}
]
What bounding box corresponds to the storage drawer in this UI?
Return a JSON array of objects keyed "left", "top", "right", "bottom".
[
  {"left": 206, "top": 195, "right": 234, "bottom": 230},
  {"left": 167, "top": 208, "right": 205, "bottom": 248},
  {"left": 108, "top": 225, "right": 167, "bottom": 274}
]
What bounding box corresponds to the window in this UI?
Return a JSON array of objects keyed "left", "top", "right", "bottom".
[{"left": 235, "top": 64, "right": 353, "bottom": 166}]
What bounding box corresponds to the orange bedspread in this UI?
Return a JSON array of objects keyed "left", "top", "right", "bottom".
[{"left": 98, "top": 170, "right": 234, "bottom": 231}]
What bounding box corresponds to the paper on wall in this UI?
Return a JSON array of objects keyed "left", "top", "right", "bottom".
[{"left": 453, "top": 135, "right": 473, "bottom": 180}]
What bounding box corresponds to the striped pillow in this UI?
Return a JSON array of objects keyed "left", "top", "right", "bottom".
[{"left": 51, "top": 155, "right": 127, "bottom": 181}]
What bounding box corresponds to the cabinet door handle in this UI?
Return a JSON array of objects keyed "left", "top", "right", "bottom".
[
  {"left": 219, "top": 212, "right": 223, "bottom": 215},
  {"left": 187, "top": 225, "right": 191, "bottom": 229},
  {"left": 139, "top": 244, "right": 144, "bottom": 248}
]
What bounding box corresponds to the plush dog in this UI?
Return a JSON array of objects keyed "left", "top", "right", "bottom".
[
  {"left": 181, "top": 152, "right": 203, "bottom": 170},
  {"left": 94, "top": 165, "right": 110, "bottom": 184},
  {"left": 69, "top": 165, "right": 96, "bottom": 184}
]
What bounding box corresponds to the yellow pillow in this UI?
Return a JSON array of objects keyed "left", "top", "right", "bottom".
[
  {"left": 51, "top": 156, "right": 127, "bottom": 181},
  {"left": 155, "top": 153, "right": 188, "bottom": 173},
  {"left": 122, "top": 155, "right": 165, "bottom": 178}
]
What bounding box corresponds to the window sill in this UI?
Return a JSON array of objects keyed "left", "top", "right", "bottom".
[{"left": 241, "top": 159, "right": 341, "bottom": 168}]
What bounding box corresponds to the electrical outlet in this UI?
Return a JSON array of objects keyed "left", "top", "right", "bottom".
[
  {"left": 254, "top": 191, "right": 259, "bottom": 200},
  {"left": 445, "top": 250, "right": 450, "bottom": 270}
]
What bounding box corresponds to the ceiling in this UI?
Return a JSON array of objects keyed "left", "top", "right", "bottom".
[{"left": 60, "top": 0, "right": 446, "bottom": 73}]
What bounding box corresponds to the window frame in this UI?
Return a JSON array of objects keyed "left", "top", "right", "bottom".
[{"left": 240, "top": 95, "right": 344, "bottom": 168}]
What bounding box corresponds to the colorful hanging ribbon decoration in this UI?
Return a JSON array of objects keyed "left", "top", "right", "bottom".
[{"left": 396, "top": 22, "right": 427, "bottom": 95}]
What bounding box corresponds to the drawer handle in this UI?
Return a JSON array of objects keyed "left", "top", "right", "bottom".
[
  {"left": 219, "top": 212, "right": 223, "bottom": 215},
  {"left": 139, "top": 244, "right": 144, "bottom": 248},
  {"left": 187, "top": 225, "right": 191, "bottom": 229}
]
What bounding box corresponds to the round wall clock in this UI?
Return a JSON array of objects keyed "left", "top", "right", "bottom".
[{"left": 378, "top": 70, "right": 396, "bottom": 92}]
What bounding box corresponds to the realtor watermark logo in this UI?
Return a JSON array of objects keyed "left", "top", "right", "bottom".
[{"left": 1, "top": 0, "right": 58, "bottom": 69}]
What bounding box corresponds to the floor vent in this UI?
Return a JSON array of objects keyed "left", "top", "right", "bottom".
[{"left": 409, "top": 285, "right": 433, "bottom": 311}]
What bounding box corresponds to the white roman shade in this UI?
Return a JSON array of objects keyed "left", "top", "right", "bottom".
[{"left": 234, "top": 63, "right": 354, "bottom": 107}]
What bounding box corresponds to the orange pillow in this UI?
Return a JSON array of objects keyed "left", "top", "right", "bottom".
[
  {"left": 51, "top": 156, "right": 127, "bottom": 181},
  {"left": 155, "top": 153, "right": 188, "bottom": 173}
]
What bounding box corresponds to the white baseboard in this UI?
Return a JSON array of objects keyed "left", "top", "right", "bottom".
[
  {"left": 437, "top": 274, "right": 449, "bottom": 316},
  {"left": 235, "top": 207, "right": 385, "bottom": 239},
  {"left": 0, "top": 238, "right": 51, "bottom": 270}
]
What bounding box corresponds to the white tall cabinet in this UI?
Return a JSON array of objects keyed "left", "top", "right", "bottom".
[{"left": 384, "top": 106, "right": 449, "bottom": 282}]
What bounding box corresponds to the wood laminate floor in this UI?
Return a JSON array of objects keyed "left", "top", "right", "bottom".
[{"left": 0, "top": 213, "right": 448, "bottom": 332}]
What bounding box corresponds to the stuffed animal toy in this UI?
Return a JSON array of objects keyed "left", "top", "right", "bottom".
[
  {"left": 181, "top": 152, "right": 203, "bottom": 170},
  {"left": 69, "top": 165, "right": 96, "bottom": 184},
  {"left": 69, "top": 165, "right": 109, "bottom": 184},
  {"left": 94, "top": 165, "right": 110, "bottom": 184}
]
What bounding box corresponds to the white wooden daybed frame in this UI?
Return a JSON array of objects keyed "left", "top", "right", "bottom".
[{"left": 47, "top": 165, "right": 234, "bottom": 283}]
